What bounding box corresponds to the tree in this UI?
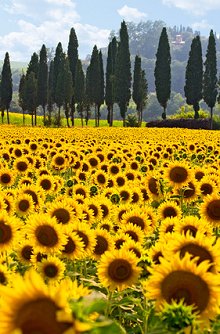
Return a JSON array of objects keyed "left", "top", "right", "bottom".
[
  {"left": 37, "top": 44, "right": 48, "bottom": 124},
  {"left": 63, "top": 58, "right": 73, "bottom": 128},
  {"left": 1, "top": 52, "right": 13, "bottom": 124},
  {"left": 55, "top": 51, "right": 65, "bottom": 127},
  {"left": 67, "top": 27, "right": 79, "bottom": 126},
  {"left": 132, "top": 55, "right": 148, "bottom": 126},
  {"left": 97, "top": 50, "right": 104, "bottom": 126},
  {"left": 89, "top": 45, "right": 101, "bottom": 126},
  {"left": 53, "top": 42, "right": 64, "bottom": 103},
  {"left": 75, "top": 59, "right": 85, "bottom": 127},
  {"left": 26, "top": 52, "right": 39, "bottom": 78},
  {"left": 25, "top": 72, "right": 37, "bottom": 126},
  {"left": 18, "top": 73, "right": 26, "bottom": 125},
  {"left": 184, "top": 35, "right": 203, "bottom": 119},
  {"left": 85, "top": 65, "right": 92, "bottom": 125},
  {"left": 105, "top": 37, "right": 117, "bottom": 126},
  {"left": 154, "top": 27, "right": 171, "bottom": 119},
  {"left": 47, "top": 60, "right": 54, "bottom": 126},
  {"left": 203, "top": 30, "right": 218, "bottom": 129},
  {"left": 115, "top": 20, "right": 131, "bottom": 126}
]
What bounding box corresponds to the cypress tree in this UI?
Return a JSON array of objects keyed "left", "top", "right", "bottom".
[
  {"left": 115, "top": 21, "right": 131, "bottom": 126},
  {"left": 26, "top": 52, "right": 39, "bottom": 78},
  {"left": 154, "top": 27, "right": 171, "bottom": 119},
  {"left": 67, "top": 27, "right": 79, "bottom": 126},
  {"left": 55, "top": 52, "right": 65, "bottom": 127},
  {"left": 85, "top": 65, "right": 92, "bottom": 125},
  {"left": 105, "top": 37, "right": 117, "bottom": 126},
  {"left": 133, "top": 55, "right": 148, "bottom": 126},
  {"left": 75, "top": 59, "right": 85, "bottom": 127},
  {"left": 25, "top": 72, "right": 37, "bottom": 126},
  {"left": 89, "top": 45, "right": 101, "bottom": 126},
  {"left": 1, "top": 52, "right": 13, "bottom": 124},
  {"left": 53, "top": 42, "right": 63, "bottom": 103},
  {"left": 47, "top": 60, "right": 54, "bottom": 126},
  {"left": 203, "top": 30, "right": 218, "bottom": 129},
  {"left": 37, "top": 44, "right": 48, "bottom": 125},
  {"left": 63, "top": 58, "right": 73, "bottom": 128},
  {"left": 184, "top": 35, "right": 203, "bottom": 119},
  {"left": 18, "top": 73, "right": 26, "bottom": 125},
  {"left": 97, "top": 50, "right": 104, "bottom": 127}
]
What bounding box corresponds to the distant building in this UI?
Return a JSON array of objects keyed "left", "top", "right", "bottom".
[{"left": 172, "top": 35, "right": 185, "bottom": 45}]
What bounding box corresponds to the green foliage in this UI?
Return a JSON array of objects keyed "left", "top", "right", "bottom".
[
  {"left": 154, "top": 27, "right": 171, "bottom": 119},
  {"left": 37, "top": 44, "right": 48, "bottom": 108},
  {"left": 1, "top": 52, "right": 13, "bottom": 118},
  {"left": 26, "top": 52, "right": 39, "bottom": 78},
  {"left": 125, "top": 113, "right": 139, "bottom": 127},
  {"left": 171, "top": 105, "right": 209, "bottom": 119}
]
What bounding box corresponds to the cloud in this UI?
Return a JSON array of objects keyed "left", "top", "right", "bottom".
[
  {"left": 117, "top": 5, "right": 147, "bottom": 22},
  {"left": 163, "top": 0, "right": 220, "bottom": 15},
  {"left": 192, "top": 20, "right": 213, "bottom": 31},
  {"left": 0, "top": 0, "right": 110, "bottom": 61}
]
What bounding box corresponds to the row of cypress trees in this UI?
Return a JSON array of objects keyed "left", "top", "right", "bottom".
[{"left": 155, "top": 28, "right": 218, "bottom": 129}]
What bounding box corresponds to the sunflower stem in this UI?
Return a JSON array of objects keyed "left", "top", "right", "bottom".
[{"left": 105, "top": 290, "right": 113, "bottom": 317}]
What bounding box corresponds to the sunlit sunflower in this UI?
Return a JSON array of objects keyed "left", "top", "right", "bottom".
[
  {"left": 194, "top": 167, "right": 206, "bottom": 182},
  {"left": 13, "top": 157, "right": 30, "bottom": 174},
  {"left": 164, "top": 232, "right": 220, "bottom": 274},
  {"left": 198, "top": 176, "right": 218, "bottom": 197},
  {"left": 157, "top": 200, "right": 182, "bottom": 222},
  {"left": 51, "top": 153, "right": 68, "bottom": 171},
  {"left": 37, "top": 255, "right": 66, "bottom": 283},
  {"left": 17, "top": 184, "right": 45, "bottom": 211},
  {"left": 121, "top": 208, "right": 153, "bottom": 236},
  {"left": 1, "top": 191, "right": 15, "bottom": 215},
  {"left": 0, "top": 263, "right": 12, "bottom": 286},
  {"left": 159, "top": 217, "right": 179, "bottom": 237},
  {"left": 118, "top": 185, "right": 133, "bottom": 203},
  {"left": 121, "top": 239, "right": 143, "bottom": 260},
  {"left": 143, "top": 253, "right": 220, "bottom": 322},
  {"left": 0, "top": 168, "right": 14, "bottom": 187},
  {"left": 165, "top": 162, "right": 192, "bottom": 189},
  {"left": 16, "top": 242, "right": 34, "bottom": 265},
  {"left": 174, "top": 216, "right": 213, "bottom": 238},
  {"left": 36, "top": 174, "right": 55, "bottom": 194},
  {"left": 80, "top": 204, "right": 95, "bottom": 225},
  {"left": 97, "top": 220, "right": 114, "bottom": 233},
  {"left": 47, "top": 199, "right": 76, "bottom": 225},
  {"left": 147, "top": 239, "right": 167, "bottom": 265},
  {"left": 96, "top": 196, "right": 113, "bottom": 220},
  {"left": 17, "top": 176, "right": 33, "bottom": 187},
  {"left": 97, "top": 249, "right": 142, "bottom": 291},
  {"left": 0, "top": 211, "right": 22, "bottom": 252},
  {"left": 130, "top": 186, "right": 144, "bottom": 205},
  {"left": 200, "top": 194, "right": 220, "bottom": 225},
  {"left": 61, "top": 229, "right": 85, "bottom": 260},
  {"left": 91, "top": 170, "right": 108, "bottom": 188},
  {"left": 83, "top": 198, "right": 102, "bottom": 222},
  {"left": 119, "top": 223, "right": 145, "bottom": 244},
  {"left": 92, "top": 228, "right": 114, "bottom": 260},
  {"left": 71, "top": 184, "right": 89, "bottom": 199},
  {"left": 113, "top": 232, "right": 133, "bottom": 250},
  {"left": 15, "top": 193, "right": 35, "bottom": 217},
  {"left": 25, "top": 214, "right": 67, "bottom": 254},
  {"left": 72, "top": 222, "right": 96, "bottom": 257},
  {"left": 0, "top": 269, "right": 81, "bottom": 334},
  {"left": 145, "top": 174, "right": 161, "bottom": 200}
]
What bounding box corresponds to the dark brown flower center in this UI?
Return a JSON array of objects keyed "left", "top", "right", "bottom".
[
  {"left": 179, "top": 243, "right": 213, "bottom": 271},
  {"left": 148, "top": 177, "right": 159, "bottom": 195},
  {"left": 51, "top": 208, "right": 70, "bottom": 225},
  {"left": 206, "top": 200, "right": 220, "bottom": 221},
  {"left": 169, "top": 166, "right": 188, "bottom": 183},
  {"left": 94, "top": 236, "right": 108, "bottom": 255},
  {"left": 0, "top": 222, "right": 12, "bottom": 243},
  {"left": 18, "top": 199, "right": 30, "bottom": 212},
  {"left": 35, "top": 225, "right": 58, "bottom": 247},
  {"left": 44, "top": 264, "right": 58, "bottom": 278},
  {"left": 63, "top": 237, "right": 76, "bottom": 254},
  {"left": 163, "top": 206, "right": 177, "bottom": 218},
  {"left": 21, "top": 245, "right": 33, "bottom": 261},
  {"left": 128, "top": 216, "right": 145, "bottom": 230},
  {"left": 161, "top": 270, "right": 210, "bottom": 313},
  {"left": 108, "top": 259, "right": 132, "bottom": 282},
  {"left": 1, "top": 173, "right": 11, "bottom": 184},
  {"left": 17, "top": 161, "right": 28, "bottom": 172},
  {"left": 201, "top": 183, "right": 213, "bottom": 195},
  {"left": 41, "top": 179, "right": 52, "bottom": 190}
]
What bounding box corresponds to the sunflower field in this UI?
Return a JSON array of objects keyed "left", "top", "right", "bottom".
[{"left": 1, "top": 125, "right": 220, "bottom": 334}]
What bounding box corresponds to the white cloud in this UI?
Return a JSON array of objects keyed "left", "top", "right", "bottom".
[
  {"left": 192, "top": 20, "right": 213, "bottom": 31},
  {"left": 0, "top": 0, "right": 110, "bottom": 61},
  {"left": 163, "top": 0, "right": 220, "bottom": 16},
  {"left": 117, "top": 5, "right": 147, "bottom": 22}
]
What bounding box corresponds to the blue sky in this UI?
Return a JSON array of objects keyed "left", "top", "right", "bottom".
[{"left": 0, "top": 0, "right": 220, "bottom": 62}]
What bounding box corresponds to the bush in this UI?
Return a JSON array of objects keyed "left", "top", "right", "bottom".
[
  {"left": 146, "top": 118, "right": 211, "bottom": 129},
  {"left": 125, "top": 114, "right": 139, "bottom": 127}
]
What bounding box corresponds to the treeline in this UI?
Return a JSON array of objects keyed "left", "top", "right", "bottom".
[{"left": 0, "top": 22, "right": 219, "bottom": 127}]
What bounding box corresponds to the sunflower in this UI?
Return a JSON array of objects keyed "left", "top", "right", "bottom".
[
  {"left": 159, "top": 217, "right": 179, "bottom": 237},
  {"left": 97, "top": 249, "right": 142, "bottom": 291},
  {"left": 37, "top": 256, "right": 66, "bottom": 283},
  {"left": 145, "top": 174, "right": 161, "bottom": 200},
  {"left": 1, "top": 191, "right": 15, "bottom": 215},
  {"left": 80, "top": 204, "right": 96, "bottom": 225},
  {"left": 147, "top": 239, "right": 166, "bottom": 265},
  {"left": 36, "top": 174, "right": 55, "bottom": 194},
  {"left": 50, "top": 153, "right": 68, "bottom": 171},
  {"left": 92, "top": 229, "right": 114, "bottom": 260},
  {"left": 118, "top": 185, "right": 133, "bottom": 203},
  {"left": 113, "top": 232, "right": 133, "bottom": 250},
  {"left": 15, "top": 193, "right": 35, "bottom": 217},
  {"left": 59, "top": 277, "right": 91, "bottom": 301},
  {"left": 0, "top": 263, "right": 12, "bottom": 286},
  {"left": 174, "top": 216, "right": 213, "bottom": 238},
  {"left": 25, "top": 214, "right": 67, "bottom": 254},
  {"left": 83, "top": 199, "right": 102, "bottom": 222},
  {"left": 13, "top": 157, "right": 30, "bottom": 174},
  {"left": 0, "top": 211, "right": 22, "bottom": 252},
  {"left": 200, "top": 194, "right": 220, "bottom": 225},
  {"left": 119, "top": 223, "right": 145, "bottom": 244},
  {"left": 165, "top": 162, "right": 192, "bottom": 189},
  {"left": 0, "top": 269, "right": 77, "bottom": 334},
  {"left": 17, "top": 184, "right": 45, "bottom": 211},
  {"left": 157, "top": 200, "right": 182, "bottom": 222},
  {"left": 198, "top": 176, "right": 218, "bottom": 197},
  {"left": 0, "top": 168, "right": 14, "bottom": 187},
  {"left": 121, "top": 208, "right": 153, "bottom": 236},
  {"left": 47, "top": 199, "right": 76, "bottom": 225},
  {"left": 71, "top": 184, "right": 89, "bottom": 199},
  {"left": 16, "top": 242, "right": 34, "bottom": 265},
  {"left": 61, "top": 230, "right": 85, "bottom": 260},
  {"left": 72, "top": 222, "right": 96, "bottom": 257},
  {"left": 143, "top": 253, "right": 220, "bottom": 322},
  {"left": 96, "top": 196, "right": 113, "bottom": 220},
  {"left": 91, "top": 170, "right": 108, "bottom": 188},
  {"left": 121, "top": 239, "right": 143, "bottom": 260},
  {"left": 164, "top": 232, "right": 220, "bottom": 273}
]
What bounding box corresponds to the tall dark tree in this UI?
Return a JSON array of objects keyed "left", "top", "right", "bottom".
[
  {"left": 184, "top": 35, "right": 203, "bottom": 119},
  {"left": 115, "top": 21, "right": 131, "bottom": 126},
  {"left": 47, "top": 60, "right": 54, "bottom": 126},
  {"left": 89, "top": 45, "right": 101, "bottom": 126},
  {"left": 75, "top": 59, "right": 85, "bottom": 127},
  {"left": 26, "top": 52, "right": 39, "bottom": 78},
  {"left": 97, "top": 50, "right": 104, "bottom": 126},
  {"left": 154, "top": 27, "right": 171, "bottom": 119},
  {"left": 203, "top": 30, "right": 218, "bottom": 129},
  {"left": 63, "top": 58, "right": 73, "bottom": 128},
  {"left": 55, "top": 52, "right": 65, "bottom": 127},
  {"left": 53, "top": 42, "right": 64, "bottom": 104},
  {"left": 105, "top": 37, "right": 117, "bottom": 126},
  {"left": 85, "top": 65, "right": 92, "bottom": 125},
  {"left": 67, "top": 27, "right": 79, "bottom": 126},
  {"left": 133, "top": 55, "right": 148, "bottom": 126},
  {"left": 18, "top": 73, "right": 26, "bottom": 125},
  {"left": 1, "top": 52, "right": 13, "bottom": 124},
  {"left": 37, "top": 44, "right": 48, "bottom": 124},
  {"left": 25, "top": 72, "right": 37, "bottom": 126}
]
